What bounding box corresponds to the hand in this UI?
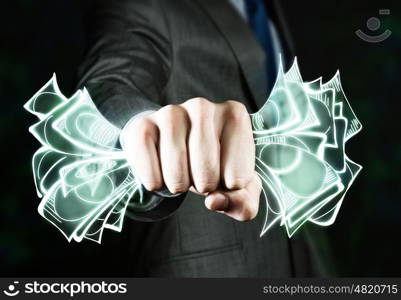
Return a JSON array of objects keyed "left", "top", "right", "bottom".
[{"left": 120, "top": 98, "right": 261, "bottom": 221}]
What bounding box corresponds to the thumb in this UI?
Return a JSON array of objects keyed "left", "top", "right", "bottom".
[{"left": 204, "top": 172, "right": 262, "bottom": 221}]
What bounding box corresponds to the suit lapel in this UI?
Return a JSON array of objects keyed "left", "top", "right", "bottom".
[{"left": 195, "top": 0, "right": 267, "bottom": 109}]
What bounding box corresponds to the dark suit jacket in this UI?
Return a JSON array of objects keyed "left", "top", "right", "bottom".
[{"left": 77, "top": 0, "right": 332, "bottom": 277}]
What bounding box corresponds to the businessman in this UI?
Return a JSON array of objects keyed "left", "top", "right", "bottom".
[{"left": 77, "top": 0, "right": 330, "bottom": 277}]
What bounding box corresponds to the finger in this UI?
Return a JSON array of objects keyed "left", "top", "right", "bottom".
[
  {"left": 155, "top": 105, "right": 190, "bottom": 194},
  {"left": 189, "top": 185, "right": 208, "bottom": 196},
  {"left": 121, "top": 116, "right": 163, "bottom": 191},
  {"left": 220, "top": 101, "right": 255, "bottom": 190},
  {"left": 181, "top": 98, "right": 221, "bottom": 193},
  {"left": 205, "top": 172, "right": 261, "bottom": 221}
]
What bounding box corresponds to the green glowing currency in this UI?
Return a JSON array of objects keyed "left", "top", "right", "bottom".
[
  {"left": 24, "top": 76, "right": 143, "bottom": 242},
  {"left": 24, "top": 58, "right": 362, "bottom": 243},
  {"left": 252, "top": 59, "right": 362, "bottom": 237}
]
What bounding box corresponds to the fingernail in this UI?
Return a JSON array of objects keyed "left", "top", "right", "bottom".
[{"left": 205, "top": 193, "right": 229, "bottom": 211}]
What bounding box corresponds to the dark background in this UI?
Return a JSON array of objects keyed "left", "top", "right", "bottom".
[{"left": 0, "top": 0, "right": 400, "bottom": 276}]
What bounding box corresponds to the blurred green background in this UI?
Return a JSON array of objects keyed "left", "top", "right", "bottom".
[{"left": 0, "top": 0, "right": 400, "bottom": 276}]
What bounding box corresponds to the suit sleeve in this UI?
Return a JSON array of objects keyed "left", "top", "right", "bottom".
[{"left": 76, "top": 0, "right": 186, "bottom": 222}]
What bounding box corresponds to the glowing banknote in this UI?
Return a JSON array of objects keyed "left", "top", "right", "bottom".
[
  {"left": 24, "top": 58, "right": 362, "bottom": 243},
  {"left": 253, "top": 59, "right": 362, "bottom": 237}
]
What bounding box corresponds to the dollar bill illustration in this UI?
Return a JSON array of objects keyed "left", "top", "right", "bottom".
[{"left": 24, "top": 58, "right": 362, "bottom": 243}]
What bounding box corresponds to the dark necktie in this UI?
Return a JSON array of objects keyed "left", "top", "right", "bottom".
[{"left": 245, "top": 0, "right": 277, "bottom": 94}]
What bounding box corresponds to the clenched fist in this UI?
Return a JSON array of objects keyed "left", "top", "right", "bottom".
[{"left": 120, "top": 97, "right": 261, "bottom": 221}]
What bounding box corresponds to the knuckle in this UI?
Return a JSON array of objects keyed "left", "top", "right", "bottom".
[
  {"left": 132, "top": 118, "right": 156, "bottom": 142},
  {"left": 193, "top": 164, "right": 219, "bottom": 193},
  {"left": 226, "top": 100, "right": 246, "bottom": 112},
  {"left": 186, "top": 97, "right": 209, "bottom": 107},
  {"left": 225, "top": 101, "right": 248, "bottom": 123},
  {"left": 194, "top": 174, "right": 219, "bottom": 193},
  {"left": 159, "top": 104, "right": 180, "bottom": 114},
  {"left": 143, "top": 180, "right": 163, "bottom": 192},
  {"left": 167, "top": 182, "right": 189, "bottom": 194},
  {"left": 132, "top": 116, "right": 151, "bottom": 130},
  {"left": 187, "top": 99, "right": 216, "bottom": 131},
  {"left": 159, "top": 104, "right": 184, "bottom": 122},
  {"left": 185, "top": 97, "right": 214, "bottom": 116},
  {"left": 157, "top": 105, "right": 186, "bottom": 132},
  {"left": 195, "top": 181, "right": 217, "bottom": 193},
  {"left": 224, "top": 176, "right": 249, "bottom": 190}
]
